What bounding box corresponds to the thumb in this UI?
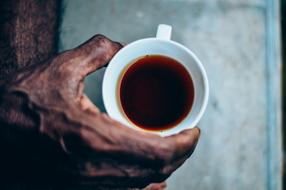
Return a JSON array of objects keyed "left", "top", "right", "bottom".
[
  {"left": 60, "top": 34, "right": 123, "bottom": 81},
  {"left": 166, "top": 127, "right": 200, "bottom": 160}
]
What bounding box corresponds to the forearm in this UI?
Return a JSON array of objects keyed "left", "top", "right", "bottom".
[
  {"left": 0, "top": 1, "right": 63, "bottom": 187},
  {"left": 0, "top": 0, "right": 60, "bottom": 148},
  {"left": 0, "top": 0, "right": 60, "bottom": 79}
]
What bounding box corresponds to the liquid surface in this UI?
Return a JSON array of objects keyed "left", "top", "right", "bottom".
[{"left": 119, "top": 55, "right": 194, "bottom": 131}]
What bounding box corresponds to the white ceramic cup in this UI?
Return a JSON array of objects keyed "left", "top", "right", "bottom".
[{"left": 103, "top": 24, "right": 209, "bottom": 137}]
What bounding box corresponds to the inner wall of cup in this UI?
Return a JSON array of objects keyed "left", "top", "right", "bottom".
[
  {"left": 115, "top": 57, "right": 147, "bottom": 131},
  {"left": 116, "top": 54, "right": 195, "bottom": 132},
  {"left": 103, "top": 38, "right": 206, "bottom": 136}
]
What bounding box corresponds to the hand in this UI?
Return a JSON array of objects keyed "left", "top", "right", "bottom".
[{"left": 0, "top": 35, "right": 200, "bottom": 189}]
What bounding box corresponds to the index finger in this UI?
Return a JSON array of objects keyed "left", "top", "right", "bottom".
[{"left": 56, "top": 34, "right": 123, "bottom": 82}]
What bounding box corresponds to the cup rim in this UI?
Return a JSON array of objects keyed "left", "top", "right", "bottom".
[{"left": 102, "top": 37, "right": 209, "bottom": 136}]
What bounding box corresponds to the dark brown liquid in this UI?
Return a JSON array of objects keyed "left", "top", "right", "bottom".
[{"left": 119, "top": 55, "right": 194, "bottom": 131}]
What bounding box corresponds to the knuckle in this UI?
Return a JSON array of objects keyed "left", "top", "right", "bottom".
[
  {"left": 94, "top": 34, "right": 122, "bottom": 51},
  {"left": 78, "top": 127, "right": 89, "bottom": 142},
  {"left": 160, "top": 165, "right": 174, "bottom": 177},
  {"left": 94, "top": 34, "right": 110, "bottom": 46},
  {"left": 93, "top": 34, "right": 106, "bottom": 40}
]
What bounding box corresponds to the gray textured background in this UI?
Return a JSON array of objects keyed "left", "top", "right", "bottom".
[{"left": 59, "top": 0, "right": 282, "bottom": 189}]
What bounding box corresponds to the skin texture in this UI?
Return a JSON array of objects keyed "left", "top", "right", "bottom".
[
  {"left": 0, "top": 0, "right": 59, "bottom": 79},
  {"left": 0, "top": 35, "right": 200, "bottom": 190}
]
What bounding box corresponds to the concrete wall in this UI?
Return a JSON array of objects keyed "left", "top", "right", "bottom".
[{"left": 59, "top": 0, "right": 282, "bottom": 189}]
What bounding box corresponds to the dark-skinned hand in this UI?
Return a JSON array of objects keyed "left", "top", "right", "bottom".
[{"left": 0, "top": 35, "right": 200, "bottom": 190}]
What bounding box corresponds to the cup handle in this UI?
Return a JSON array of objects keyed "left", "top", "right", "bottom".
[{"left": 156, "top": 24, "right": 172, "bottom": 40}]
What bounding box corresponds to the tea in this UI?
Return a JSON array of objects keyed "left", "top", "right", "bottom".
[{"left": 119, "top": 55, "right": 194, "bottom": 131}]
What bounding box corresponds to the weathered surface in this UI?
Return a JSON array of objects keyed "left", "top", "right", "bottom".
[{"left": 59, "top": 0, "right": 282, "bottom": 189}]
